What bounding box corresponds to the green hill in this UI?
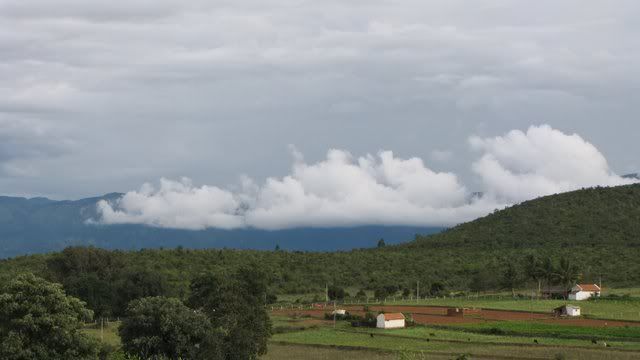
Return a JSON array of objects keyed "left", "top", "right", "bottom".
[
  {"left": 1, "top": 184, "right": 639, "bottom": 315},
  {"left": 412, "top": 184, "right": 640, "bottom": 249}
]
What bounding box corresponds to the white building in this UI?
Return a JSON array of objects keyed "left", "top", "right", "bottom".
[
  {"left": 332, "top": 309, "right": 346, "bottom": 315},
  {"left": 554, "top": 305, "right": 581, "bottom": 317},
  {"left": 568, "top": 284, "right": 601, "bottom": 301},
  {"left": 376, "top": 313, "right": 405, "bottom": 329}
]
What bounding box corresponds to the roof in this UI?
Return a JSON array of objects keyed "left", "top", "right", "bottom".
[
  {"left": 379, "top": 313, "right": 405, "bottom": 321},
  {"left": 575, "top": 284, "right": 601, "bottom": 292}
]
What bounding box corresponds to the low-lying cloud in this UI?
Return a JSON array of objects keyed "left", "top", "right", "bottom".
[{"left": 97, "top": 125, "right": 636, "bottom": 230}]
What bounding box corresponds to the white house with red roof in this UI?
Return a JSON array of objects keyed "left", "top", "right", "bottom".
[
  {"left": 568, "top": 284, "right": 601, "bottom": 301},
  {"left": 376, "top": 313, "right": 405, "bottom": 329}
]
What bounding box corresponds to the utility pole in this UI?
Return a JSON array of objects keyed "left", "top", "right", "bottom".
[
  {"left": 100, "top": 317, "right": 104, "bottom": 342},
  {"left": 333, "top": 300, "right": 336, "bottom": 328},
  {"left": 416, "top": 280, "right": 420, "bottom": 302},
  {"left": 325, "top": 283, "right": 329, "bottom": 303}
]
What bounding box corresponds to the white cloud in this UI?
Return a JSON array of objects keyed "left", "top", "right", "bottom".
[
  {"left": 470, "top": 125, "right": 634, "bottom": 203},
  {"left": 97, "top": 125, "right": 638, "bottom": 230}
]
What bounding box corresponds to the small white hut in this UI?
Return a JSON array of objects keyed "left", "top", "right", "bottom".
[
  {"left": 554, "top": 305, "right": 581, "bottom": 317},
  {"left": 376, "top": 313, "right": 405, "bottom": 329}
]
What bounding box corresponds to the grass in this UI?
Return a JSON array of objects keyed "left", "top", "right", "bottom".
[
  {"left": 271, "top": 326, "right": 640, "bottom": 359},
  {"left": 449, "top": 321, "right": 640, "bottom": 342},
  {"left": 348, "top": 324, "right": 640, "bottom": 349},
  {"left": 381, "top": 296, "right": 640, "bottom": 321}
]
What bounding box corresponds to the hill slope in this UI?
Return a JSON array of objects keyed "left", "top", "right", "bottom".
[
  {"left": 412, "top": 184, "right": 640, "bottom": 249},
  {"left": 1, "top": 184, "right": 639, "bottom": 303}
]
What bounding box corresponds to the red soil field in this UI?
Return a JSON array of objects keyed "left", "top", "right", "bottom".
[{"left": 272, "top": 304, "right": 640, "bottom": 328}]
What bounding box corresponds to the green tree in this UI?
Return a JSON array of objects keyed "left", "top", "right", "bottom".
[
  {"left": 327, "top": 285, "right": 346, "bottom": 301},
  {"left": 0, "top": 273, "right": 98, "bottom": 360},
  {"left": 188, "top": 266, "right": 272, "bottom": 360},
  {"left": 541, "top": 257, "right": 558, "bottom": 296},
  {"left": 524, "top": 254, "right": 544, "bottom": 296},
  {"left": 501, "top": 262, "right": 520, "bottom": 297},
  {"left": 377, "top": 238, "right": 386, "bottom": 248},
  {"left": 119, "top": 296, "right": 212, "bottom": 360},
  {"left": 556, "top": 257, "right": 580, "bottom": 299}
]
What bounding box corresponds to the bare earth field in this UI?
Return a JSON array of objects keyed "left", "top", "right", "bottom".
[{"left": 273, "top": 304, "right": 640, "bottom": 327}]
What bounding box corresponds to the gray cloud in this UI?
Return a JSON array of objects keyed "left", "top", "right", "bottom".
[{"left": 0, "top": 1, "right": 639, "bottom": 199}]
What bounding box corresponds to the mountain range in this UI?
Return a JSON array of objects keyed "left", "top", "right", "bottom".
[{"left": 0, "top": 193, "right": 442, "bottom": 258}]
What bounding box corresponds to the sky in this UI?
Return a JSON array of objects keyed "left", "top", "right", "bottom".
[{"left": 1, "top": 1, "right": 639, "bottom": 229}]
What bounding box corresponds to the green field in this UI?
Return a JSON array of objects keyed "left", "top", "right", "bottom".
[{"left": 272, "top": 325, "right": 640, "bottom": 359}]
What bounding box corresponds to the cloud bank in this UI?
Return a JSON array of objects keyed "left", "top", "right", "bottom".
[{"left": 97, "top": 125, "right": 636, "bottom": 230}]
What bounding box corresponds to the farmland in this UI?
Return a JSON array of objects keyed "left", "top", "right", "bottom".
[
  {"left": 78, "top": 297, "right": 640, "bottom": 359},
  {"left": 268, "top": 298, "right": 640, "bottom": 359}
]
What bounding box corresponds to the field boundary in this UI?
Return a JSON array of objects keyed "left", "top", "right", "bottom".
[{"left": 340, "top": 329, "right": 640, "bottom": 353}]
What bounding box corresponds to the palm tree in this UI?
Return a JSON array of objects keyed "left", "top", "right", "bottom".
[
  {"left": 524, "top": 255, "right": 544, "bottom": 297},
  {"left": 556, "top": 256, "right": 580, "bottom": 299},
  {"left": 540, "top": 257, "right": 557, "bottom": 298}
]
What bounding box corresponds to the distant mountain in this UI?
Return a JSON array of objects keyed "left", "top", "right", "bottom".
[{"left": 0, "top": 194, "right": 443, "bottom": 258}]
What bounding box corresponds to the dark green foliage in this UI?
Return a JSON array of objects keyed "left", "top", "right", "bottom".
[
  {"left": 45, "top": 247, "right": 169, "bottom": 317},
  {"left": 119, "top": 296, "right": 211, "bottom": 360},
  {"left": 327, "top": 285, "right": 346, "bottom": 300},
  {"left": 377, "top": 238, "right": 386, "bottom": 248},
  {"left": 188, "top": 266, "right": 272, "bottom": 360},
  {"left": 501, "top": 262, "right": 521, "bottom": 296},
  {"left": 429, "top": 282, "right": 446, "bottom": 296},
  {"left": 0, "top": 274, "right": 98, "bottom": 360}
]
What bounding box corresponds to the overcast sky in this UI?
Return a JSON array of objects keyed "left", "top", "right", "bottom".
[{"left": 1, "top": 1, "right": 639, "bottom": 228}]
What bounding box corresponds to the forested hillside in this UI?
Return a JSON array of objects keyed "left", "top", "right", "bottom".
[
  {"left": 1, "top": 184, "right": 639, "bottom": 317},
  {"left": 411, "top": 184, "right": 640, "bottom": 249}
]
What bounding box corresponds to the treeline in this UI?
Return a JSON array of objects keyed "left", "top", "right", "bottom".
[{"left": 0, "top": 267, "right": 272, "bottom": 360}]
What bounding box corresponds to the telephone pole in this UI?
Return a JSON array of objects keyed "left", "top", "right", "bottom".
[
  {"left": 416, "top": 280, "right": 420, "bottom": 302},
  {"left": 325, "top": 283, "right": 329, "bottom": 303}
]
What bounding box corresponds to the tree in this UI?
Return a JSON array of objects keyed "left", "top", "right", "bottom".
[
  {"left": 119, "top": 296, "right": 212, "bottom": 360},
  {"left": 524, "top": 254, "right": 544, "bottom": 296},
  {"left": 377, "top": 238, "right": 386, "bottom": 248},
  {"left": 0, "top": 273, "right": 98, "bottom": 360},
  {"left": 327, "top": 285, "right": 346, "bottom": 301},
  {"left": 188, "top": 266, "right": 272, "bottom": 360},
  {"left": 113, "top": 269, "right": 168, "bottom": 316},
  {"left": 556, "top": 257, "right": 580, "bottom": 299},
  {"left": 540, "top": 257, "right": 558, "bottom": 296},
  {"left": 501, "top": 262, "right": 520, "bottom": 297},
  {"left": 429, "top": 282, "right": 445, "bottom": 296}
]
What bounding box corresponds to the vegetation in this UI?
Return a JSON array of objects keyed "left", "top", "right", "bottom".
[
  {"left": 0, "top": 274, "right": 99, "bottom": 359},
  {"left": 3, "top": 185, "right": 639, "bottom": 308},
  {"left": 119, "top": 297, "right": 210, "bottom": 359},
  {"left": 187, "top": 267, "right": 272, "bottom": 360}
]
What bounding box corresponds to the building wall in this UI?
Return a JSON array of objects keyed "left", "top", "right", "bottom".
[
  {"left": 569, "top": 291, "right": 593, "bottom": 301},
  {"left": 567, "top": 308, "right": 581, "bottom": 316},
  {"left": 376, "top": 316, "right": 405, "bottom": 329}
]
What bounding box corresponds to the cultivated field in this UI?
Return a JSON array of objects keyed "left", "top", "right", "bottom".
[
  {"left": 82, "top": 296, "right": 640, "bottom": 359},
  {"left": 269, "top": 298, "right": 640, "bottom": 359}
]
